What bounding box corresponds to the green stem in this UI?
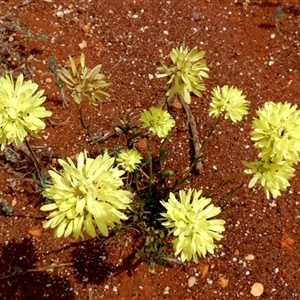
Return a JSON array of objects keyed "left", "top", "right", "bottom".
[
  {"left": 147, "top": 135, "right": 154, "bottom": 192},
  {"left": 75, "top": 103, "right": 101, "bottom": 153},
  {"left": 220, "top": 181, "right": 245, "bottom": 210},
  {"left": 204, "top": 172, "right": 246, "bottom": 199},
  {"left": 24, "top": 139, "right": 46, "bottom": 173},
  {"left": 199, "top": 115, "right": 221, "bottom": 155}
]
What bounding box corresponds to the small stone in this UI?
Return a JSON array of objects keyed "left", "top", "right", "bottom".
[
  {"left": 245, "top": 254, "right": 255, "bottom": 261},
  {"left": 134, "top": 101, "right": 142, "bottom": 108},
  {"left": 79, "top": 23, "right": 91, "bottom": 34},
  {"left": 198, "top": 264, "right": 209, "bottom": 278},
  {"left": 148, "top": 73, "right": 154, "bottom": 80},
  {"left": 171, "top": 100, "right": 182, "bottom": 111},
  {"left": 163, "top": 30, "right": 169, "bottom": 35},
  {"left": 270, "top": 33, "right": 276, "bottom": 39},
  {"left": 268, "top": 60, "right": 274, "bottom": 66},
  {"left": 136, "top": 138, "right": 147, "bottom": 151},
  {"left": 79, "top": 40, "right": 87, "bottom": 49},
  {"left": 250, "top": 282, "right": 264, "bottom": 297},
  {"left": 218, "top": 276, "right": 229, "bottom": 288},
  {"left": 163, "top": 286, "right": 170, "bottom": 294},
  {"left": 188, "top": 276, "right": 197, "bottom": 288},
  {"left": 27, "top": 227, "right": 42, "bottom": 238},
  {"left": 45, "top": 77, "right": 52, "bottom": 83}
]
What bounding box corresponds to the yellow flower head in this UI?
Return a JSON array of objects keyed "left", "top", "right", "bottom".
[
  {"left": 250, "top": 102, "right": 300, "bottom": 164},
  {"left": 116, "top": 148, "right": 142, "bottom": 172},
  {"left": 58, "top": 53, "right": 111, "bottom": 105},
  {"left": 160, "top": 189, "right": 225, "bottom": 263},
  {"left": 157, "top": 46, "right": 209, "bottom": 104},
  {"left": 140, "top": 107, "right": 175, "bottom": 138},
  {"left": 209, "top": 85, "right": 249, "bottom": 123},
  {"left": 243, "top": 159, "right": 295, "bottom": 199},
  {"left": 0, "top": 73, "right": 52, "bottom": 150},
  {"left": 41, "top": 150, "right": 132, "bottom": 239}
]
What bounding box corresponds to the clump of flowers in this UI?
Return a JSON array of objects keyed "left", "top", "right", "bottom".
[
  {"left": 58, "top": 53, "right": 111, "bottom": 105},
  {"left": 160, "top": 189, "right": 225, "bottom": 263},
  {"left": 140, "top": 106, "right": 175, "bottom": 138},
  {"left": 250, "top": 102, "right": 300, "bottom": 164},
  {"left": 243, "top": 159, "right": 295, "bottom": 199},
  {"left": 157, "top": 46, "right": 209, "bottom": 104},
  {"left": 117, "top": 148, "right": 142, "bottom": 172},
  {"left": 0, "top": 73, "right": 52, "bottom": 150},
  {"left": 41, "top": 150, "right": 132, "bottom": 239},
  {"left": 244, "top": 101, "right": 300, "bottom": 198},
  {"left": 209, "top": 85, "right": 249, "bottom": 123}
]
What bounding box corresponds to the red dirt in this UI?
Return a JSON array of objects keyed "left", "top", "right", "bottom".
[{"left": 1, "top": 0, "right": 300, "bottom": 299}]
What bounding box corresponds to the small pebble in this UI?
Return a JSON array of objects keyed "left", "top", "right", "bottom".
[
  {"left": 218, "top": 276, "right": 229, "bottom": 288},
  {"left": 250, "top": 282, "right": 264, "bottom": 297},
  {"left": 271, "top": 33, "right": 276, "bottom": 39},
  {"left": 188, "top": 276, "right": 197, "bottom": 288},
  {"left": 268, "top": 60, "right": 274, "bottom": 66},
  {"left": 163, "top": 286, "right": 170, "bottom": 294},
  {"left": 245, "top": 254, "right": 255, "bottom": 261}
]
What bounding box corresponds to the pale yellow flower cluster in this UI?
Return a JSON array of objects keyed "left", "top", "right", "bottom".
[
  {"left": 58, "top": 53, "right": 111, "bottom": 105},
  {"left": 244, "top": 102, "right": 300, "bottom": 199},
  {"left": 157, "top": 46, "right": 209, "bottom": 104},
  {"left": 41, "top": 150, "right": 132, "bottom": 239},
  {"left": 161, "top": 189, "right": 225, "bottom": 263},
  {"left": 0, "top": 74, "right": 52, "bottom": 150}
]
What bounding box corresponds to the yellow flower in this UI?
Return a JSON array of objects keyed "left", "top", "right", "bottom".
[
  {"left": 0, "top": 74, "right": 52, "bottom": 150},
  {"left": 116, "top": 148, "right": 142, "bottom": 172},
  {"left": 209, "top": 85, "right": 249, "bottom": 123},
  {"left": 250, "top": 102, "right": 300, "bottom": 164},
  {"left": 140, "top": 107, "right": 175, "bottom": 138},
  {"left": 160, "top": 189, "right": 225, "bottom": 263},
  {"left": 243, "top": 159, "right": 295, "bottom": 199},
  {"left": 58, "top": 53, "right": 111, "bottom": 105},
  {"left": 41, "top": 150, "right": 132, "bottom": 239},
  {"left": 157, "top": 46, "right": 209, "bottom": 104}
]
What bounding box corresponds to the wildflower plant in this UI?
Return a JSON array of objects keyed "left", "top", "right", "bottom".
[
  {"left": 157, "top": 46, "right": 209, "bottom": 104},
  {"left": 243, "top": 101, "right": 300, "bottom": 198},
  {"left": 58, "top": 53, "right": 111, "bottom": 106},
  {"left": 0, "top": 73, "right": 52, "bottom": 150},
  {"left": 160, "top": 189, "right": 225, "bottom": 263},
  {"left": 41, "top": 150, "right": 132, "bottom": 239},
  {"left": 209, "top": 85, "right": 249, "bottom": 123},
  {"left": 116, "top": 148, "right": 142, "bottom": 172},
  {"left": 243, "top": 159, "right": 295, "bottom": 199},
  {"left": 140, "top": 106, "right": 175, "bottom": 138},
  {"left": 250, "top": 102, "right": 300, "bottom": 164},
  {"left": 11, "top": 44, "right": 296, "bottom": 271}
]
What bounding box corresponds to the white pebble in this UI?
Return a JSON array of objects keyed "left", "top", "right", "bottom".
[{"left": 268, "top": 60, "right": 274, "bottom": 66}]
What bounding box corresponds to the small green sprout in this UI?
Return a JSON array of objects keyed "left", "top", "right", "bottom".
[
  {"left": 0, "top": 198, "right": 13, "bottom": 215},
  {"left": 273, "top": 6, "right": 284, "bottom": 24},
  {"left": 157, "top": 46, "right": 209, "bottom": 104},
  {"left": 48, "top": 56, "right": 67, "bottom": 107},
  {"left": 58, "top": 53, "right": 111, "bottom": 105}
]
